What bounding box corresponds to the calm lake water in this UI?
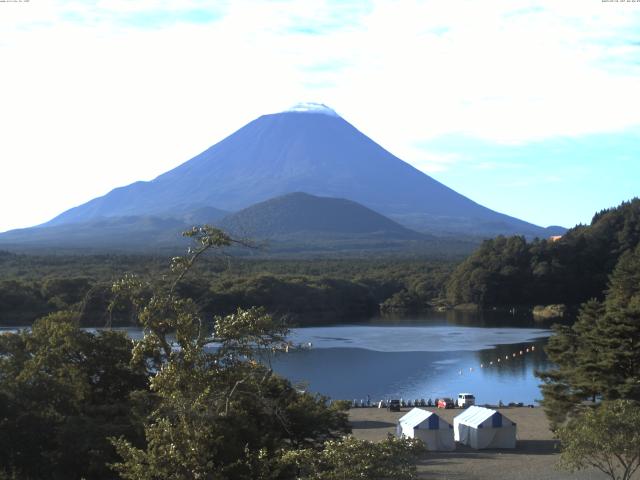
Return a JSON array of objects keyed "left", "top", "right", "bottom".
[
  {"left": 271, "top": 311, "right": 555, "bottom": 405},
  {"left": 1, "top": 310, "right": 556, "bottom": 405}
]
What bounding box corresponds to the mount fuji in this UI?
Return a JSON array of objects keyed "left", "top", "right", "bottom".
[{"left": 0, "top": 103, "right": 563, "bottom": 252}]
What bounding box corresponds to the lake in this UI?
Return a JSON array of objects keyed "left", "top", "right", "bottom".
[
  {"left": 270, "top": 311, "right": 554, "bottom": 405},
  {"left": 1, "top": 310, "right": 556, "bottom": 405}
]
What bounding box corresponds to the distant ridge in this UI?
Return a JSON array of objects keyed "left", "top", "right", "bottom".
[
  {"left": 218, "top": 192, "right": 424, "bottom": 240},
  {"left": 0, "top": 216, "right": 188, "bottom": 251},
  {"left": 0, "top": 193, "right": 478, "bottom": 256}
]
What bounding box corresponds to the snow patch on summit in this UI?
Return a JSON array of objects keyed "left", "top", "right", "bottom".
[{"left": 286, "top": 102, "right": 340, "bottom": 117}]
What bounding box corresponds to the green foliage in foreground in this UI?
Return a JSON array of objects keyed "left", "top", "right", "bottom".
[
  {"left": 557, "top": 400, "right": 640, "bottom": 480},
  {"left": 537, "top": 244, "right": 640, "bottom": 428},
  {"left": 284, "top": 434, "right": 425, "bottom": 480},
  {"left": 0, "top": 226, "right": 426, "bottom": 479},
  {"left": 0, "top": 312, "right": 149, "bottom": 479}
]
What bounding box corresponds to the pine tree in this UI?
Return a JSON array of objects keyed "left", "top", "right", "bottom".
[
  {"left": 595, "top": 246, "right": 640, "bottom": 400},
  {"left": 538, "top": 301, "right": 604, "bottom": 428},
  {"left": 538, "top": 245, "right": 640, "bottom": 428}
]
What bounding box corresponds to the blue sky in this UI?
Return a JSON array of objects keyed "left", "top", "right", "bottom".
[
  {"left": 421, "top": 129, "right": 640, "bottom": 226},
  {"left": 0, "top": 0, "right": 639, "bottom": 232}
]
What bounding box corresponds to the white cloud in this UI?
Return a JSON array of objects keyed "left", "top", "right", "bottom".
[{"left": 0, "top": 0, "right": 639, "bottom": 231}]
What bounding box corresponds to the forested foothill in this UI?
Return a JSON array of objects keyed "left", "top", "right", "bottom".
[{"left": 446, "top": 198, "right": 640, "bottom": 309}]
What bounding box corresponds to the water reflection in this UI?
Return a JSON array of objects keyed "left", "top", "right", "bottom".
[
  {"left": 272, "top": 311, "right": 554, "bottom": 405},
  {"left": 272, "top": 340, "right": 550, "bottom": 405},
  {"left": 372, "top": 309, "right": 570, "bottom": 328}
]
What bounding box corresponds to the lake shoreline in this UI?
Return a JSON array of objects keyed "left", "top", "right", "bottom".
[{"left": 4, "top": 317, "right": 553, "bottom": 404}]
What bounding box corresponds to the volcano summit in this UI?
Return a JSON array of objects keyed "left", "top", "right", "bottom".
[{"left": 0, "top": 104, "right": 562, "bottom": 252}]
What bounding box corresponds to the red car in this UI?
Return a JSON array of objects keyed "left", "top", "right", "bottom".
[{"left": 437, "top": 398, "right": 455, "bottom": 409}]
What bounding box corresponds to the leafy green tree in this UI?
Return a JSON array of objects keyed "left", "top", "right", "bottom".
[
  {"left": 0, "top": 311, "right": 148, "bottom": 479},
  {"left": 283, "top": 434, "right": 425, "bottom": 480},
  {"left": 445, "top": 235, "right": 533, "bottom": 306},
  {"left": 0, "top": 279, "right": 51, "bottom": 324},
  {"left": 380, "top": 289, "right": 426, "bottom": 313},
  {"left": 110, "top": 227, "right": 352, "bottom": 480},
  {"left": 557, "top": 400, "right": 640, "bottom": 480},
  {"left": 41, "top": 277, "right": 92, "bottom": 309}
]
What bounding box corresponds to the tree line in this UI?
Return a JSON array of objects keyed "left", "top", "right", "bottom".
[
  {"left": 446, "top": 198, "right": 640, "bottom": 308},
  {"left": 0, "top": 254, "right": 454, "bottom": 326}
]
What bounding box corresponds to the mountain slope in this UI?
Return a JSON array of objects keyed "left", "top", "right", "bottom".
[
  {"left": 218, "top": 192, "right": 424, "bottom": 240},
  {"left": 43, "top": 105, "right": 556, "bottom": 237},
  {"left": 0, "top": 206, "right": 230, "bottom": 252},
  {"left": 0, "top": 193, "right": 477, "bottom": 256},
  {"left": 0, "top": 216, "right": 189, "bottom": 251}
]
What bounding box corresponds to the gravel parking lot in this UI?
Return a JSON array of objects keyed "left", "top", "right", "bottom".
[{"left": 349, "top": 406, "right": 614, "bottom": 480}]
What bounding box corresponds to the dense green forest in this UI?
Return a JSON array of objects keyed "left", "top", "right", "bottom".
[
  {"left": 0, "top": 228, "right": 425, "bottom": 479},
  {"left": 538, "top": 242, "right": 640, "bottom": 427},
  {"left": 446, "top": 198, "right": 640, "bottom": 308},
  {"left": 3, "top": 198, "right": 639, "bottom": 326},
  {"left": 0, "top": 252, "right": 454, "bottom": 326}
]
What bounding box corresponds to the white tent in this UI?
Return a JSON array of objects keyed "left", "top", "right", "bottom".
[
  {"left": 454, "top": 406, "right": 516, "bottom": 449},
  {"left": 396, "top": 408, "right": 455, "bottom": 451}
]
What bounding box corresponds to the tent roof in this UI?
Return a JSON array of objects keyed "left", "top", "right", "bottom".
[
  {"left": 398, "top": 408, "right": 443, "bottom": 428},
  {"left": 455, "top": 406, "right": 510, "bottom": 428}
]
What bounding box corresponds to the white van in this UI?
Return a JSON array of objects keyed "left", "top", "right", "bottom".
[{"left": 457, "top": 393, "right": 476, "bottom": 407}]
